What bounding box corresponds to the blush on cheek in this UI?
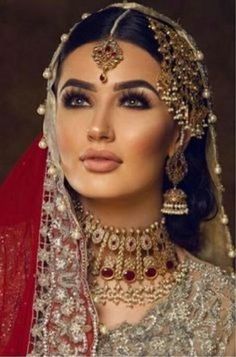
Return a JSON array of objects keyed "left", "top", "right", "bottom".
[
  {"left": 56, "top": 121, "right": 74, "bottom": 156},
  {"left": 129, "top": 122, "right": 173, "bottom": 160},
  {"left": 55, "top": 133, "right": 74, "bottom": 179}
]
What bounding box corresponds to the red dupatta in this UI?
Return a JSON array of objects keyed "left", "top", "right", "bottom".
[
  {"left": 0, "top": 135, "right": 46, "bottom": 355},
  {"left": 0, "top": 135, "right": 97, "bottom": 356}
]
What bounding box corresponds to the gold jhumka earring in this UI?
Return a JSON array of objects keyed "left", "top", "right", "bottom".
[
  {"left": 161, "top": 148, "right": 188, "bottom": 215},
  {"left": 161, "top": 128, "right": 189, "bottom": 215},
  {"left": 92, "top": 10, "right": 130, "bottom": 83}
]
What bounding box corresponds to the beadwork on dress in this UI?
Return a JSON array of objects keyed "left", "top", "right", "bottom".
[{"left": 96, "top": 256, "right": 235, "bottom": 356}]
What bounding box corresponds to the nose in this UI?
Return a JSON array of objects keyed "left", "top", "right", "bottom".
[{"left": 87, "top": 107, "right": 115, "bottom": 143}]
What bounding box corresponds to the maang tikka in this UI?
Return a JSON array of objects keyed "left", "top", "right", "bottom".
[{"left": 92, "top": 10, "right": 130, "bottom": 83}]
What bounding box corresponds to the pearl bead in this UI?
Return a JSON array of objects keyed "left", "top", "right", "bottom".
[
  {"left": 56, "top": 197, "right": 66, "bottom": 212},
  {"left": 214, "top": 164, "right": 222, "bottom": 175},
  {"left": 43, "top": 67, "right": 52, "bottom": 79},
  {"left": 37, "top": 104, "right": 46, "bottom": 115},
  {"left": 208, "top": 113, "right": 217, "bottom": 124},
  {"left": 60, "top": 33, "right": 69, "bottom": 42},
  {"left": 71, "top": 229, "right": 80, "bottom": 240},
  {"left": 231, "top": 272, "right": 236, "bottom": 279},
  {"left": 221, "top": 214, "right": 229, "bottom": 225},
  {"left": 99, "top": 324, "right": 108, "bottom": 335},
  {"left": 81, "top": 12, "right": 90, "bottom": 20},
  {"left": 202, "top": 89, "right": 210, "bottom": 99},
  {"left": 38, "top": 138, "right": 47, "bottom": 149},
  {"left": 196, "top": 50, "right": 204, "bottom": 61},
  {"left": 57, "top": 204, "right": 66, "bottom": 212},
  {"left": 228, "top": 250, "right": 236, "bottom": 258},
  {"left": 48, "top": 166, "right": 56, "bottom": 176},
  {"left": 93, "top": 296, "right": 99, "bottom": 303}
]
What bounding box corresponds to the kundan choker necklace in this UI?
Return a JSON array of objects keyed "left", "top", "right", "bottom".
[{"left": 74, "top": 200, "right": 189, "bottom": 308}]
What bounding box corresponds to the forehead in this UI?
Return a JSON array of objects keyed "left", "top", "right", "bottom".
[{"left": 59, "top": 41, "right": 161, "bottom": 86}]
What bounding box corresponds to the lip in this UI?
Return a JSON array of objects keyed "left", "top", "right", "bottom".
[
  {"left": 82, "top": 158, "right": 121, "bottom": 173},
  {"left": 80, "top": 149, "right": 123, "bottom": 173},
  {"left": 80, "top": 149, "right": 122, "bottom": 163}
]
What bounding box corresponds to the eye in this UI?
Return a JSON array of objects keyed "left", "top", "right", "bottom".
[
  {"left": 61, "top": 89, "right": 91, "bottom": 108},
  {"left": 119, "top": 90, "right": 152, "bottom": 110}
]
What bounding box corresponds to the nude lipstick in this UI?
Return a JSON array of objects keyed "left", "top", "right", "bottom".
[{"left": 80, "top": 149, "right": 123, "bottom": 173}]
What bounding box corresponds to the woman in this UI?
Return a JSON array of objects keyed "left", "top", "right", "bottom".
[{"left": 0, "top": 2, "right": 235, "bottom": 356}]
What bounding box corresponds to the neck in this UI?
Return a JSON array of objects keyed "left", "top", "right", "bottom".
[{"left": 77, "top": 187, "right": 163, "bottom": 229}]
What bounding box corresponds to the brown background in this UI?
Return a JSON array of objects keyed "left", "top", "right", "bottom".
[{"left": 0, "top": 0, "right": 235, "bottom": 235}]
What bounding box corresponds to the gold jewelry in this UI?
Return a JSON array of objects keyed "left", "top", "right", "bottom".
[
  {"left": 74, "top": 201, "right": 189, "bottom": 307},
  {"left": 91, "top": 262, "right": 189, "bottom": 308},
  {"left": 161, "top": 148, "right": 188, "bottom": 215},
  {"left": 92, "top": 9, "right": 130, "bottom": 83},
  {"left": 92, "top": 37, "right": 124, "bottom": 83},
  {"left": 148, "top": 18, "right": 210, "bottom": 139}
]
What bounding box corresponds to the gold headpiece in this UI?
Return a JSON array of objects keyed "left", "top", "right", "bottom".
[
  {"left": 92, "top": 38, "right": 123, "bottom": 83},
  {"left": 148, "top": 19, "right": 209, "bottom": 138},
  {"left": 92, "top": 10, "right": 130, "bottom": 83}
]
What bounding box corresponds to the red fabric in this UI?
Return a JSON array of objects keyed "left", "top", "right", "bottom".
[{"left": 0, "top": 135, "right": 47, "bottom": 356}]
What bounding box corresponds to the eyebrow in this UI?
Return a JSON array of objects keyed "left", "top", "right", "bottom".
[
  {"left": 59, "top": 79, "right": 96, "bottom": 93},
  {"left": 59, "top": 78, "right": 160, "bottom": 98},
  {"left": 114, "top": 80, "right": 160, "bottom": 98}
]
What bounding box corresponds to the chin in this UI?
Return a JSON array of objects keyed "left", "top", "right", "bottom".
[
  {"left": 65, "top": 178, "right": 134, "bottom": 200},
  {"left": 70, "top": 187, "right": 126, "bottom": 200}
]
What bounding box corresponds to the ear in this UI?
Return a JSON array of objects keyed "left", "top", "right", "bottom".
[{"left": 168, "top": 126, "right": 191, "bottom": 157}]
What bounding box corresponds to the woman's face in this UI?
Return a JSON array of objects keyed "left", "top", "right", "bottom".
[{"left": 55, "top": 41, "right": 179, "bottom": 200}]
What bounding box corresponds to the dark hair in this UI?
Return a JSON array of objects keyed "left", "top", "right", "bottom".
[{"left": 55, "top": 7, "right": 218, "bottom": 255}]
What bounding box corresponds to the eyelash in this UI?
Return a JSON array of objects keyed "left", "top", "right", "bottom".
[
  {"left": 119, "top": 89, "right": 152, "bottom": 110},
  {"left": 61, "top": 89, "right": 152, "bottom": 110},
  {"left": 62, "top": 89, "right": 91, "bottom": 108}
]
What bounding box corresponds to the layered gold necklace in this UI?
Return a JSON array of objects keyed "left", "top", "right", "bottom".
[{"left": 75, "top": 201, "right": 189, "bottom": 308}]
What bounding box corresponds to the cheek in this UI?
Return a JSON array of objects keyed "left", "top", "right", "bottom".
[
  {"left": 56, "top": 121, "right": 71, "bottom": 160},
  {"left": 124, "top": 117, "right": 173, "bottom": 162},
  {"left": 55, "top": 115, "right": 82, "bottom": 163}
]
